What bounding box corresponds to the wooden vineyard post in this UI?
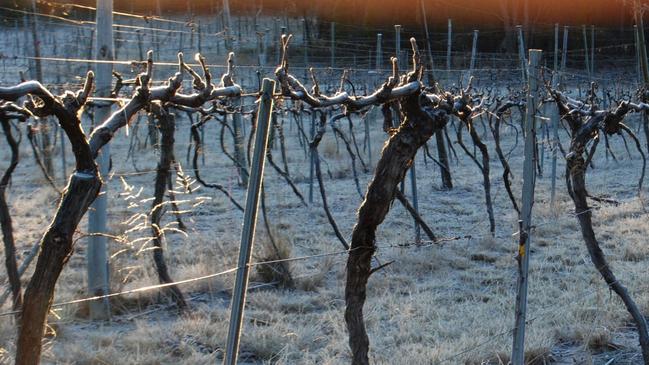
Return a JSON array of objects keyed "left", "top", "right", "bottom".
[
  {"left": 590, "top": 25, "right": 595, "bottom": 76},
  {"left": 331, "top": 22, "right": 336, "bottom": 69},
  {"left": 232, "top": 93, "right": 248, "bottom": 186},
  {"left": 302, "top": 18, "right": 309, "bottom": 78},
  {"left": 223, "top": 0, "right": 233, "bottom": 50},
  {"left": 517, "top": 25, "right": 527, "bottom": 82},
  {"left": 636, "top": 25, "right": 642, "bottom": 84},
  {"left": 198, "top": 23, "right": 207, "bottom": 165},
  {"left": 86, "top": 0, "right": 113, "bottom": 321},
  {"left": 198, "top": 20, "right": 203, "bottom": 57},
  {"left": 435, "top": 129, "right": 452, "bottom": 189},
  {"left": 256, "top": 31, "right": 264, "bottom": 73},
  {"left": 561, "top": 26, "right": 568, "bottom": 80},
  {"left": 56, "top": 69, "right": 68, "bottom": 179},
  {"left": 224, "top": 78, "right": 276, "bottom": 365},
  {"left": 394, "top": 25, "right": 406, "bottom": 193},
  {"left": 29, "top": 0, "right": 54, "bottom": 179},
  {"left": 439, "top": 18, "right": 454, "bottom": 189},
  {"left": 447, "top": 19, "right": 452, "bottom": 83},
  {"left": 53, "top": 49, "right": 68, "bottom": 180},
  {"left": 410, "top": 159, "right": 421, "bottom": 243},
  {"left": 262, "top": 29, "right": 269, "bottom": 72},
  {"left": 365, "top": 114, "right": 372, "bottom": 169},
  {"left": 395, "top": 25, "right": 402, "bottom": 68},
  {"left": 309, "top": 111, "right": 315, "bottom": 204},
  {"left": 275, "top": 18, "right": 281, "bottom": 66},
  {"left": 28, "top": 0, "right": 42, "bottom": 82},
  {"left": 550, "top": 24, "right": 560, "bottom": 208},
  {"left": 376, "top": 33, "right": 382, "bottom": 71},
  {"left": 419, "top": 0, "right": 435, "bottom": 83},
  {"left": 178, "top": 26, "right": 184, "bottom": 54},
  {"left": 468, "top": 29, "right": 478, "bottom": 85},
  {"left": 582, "top": 25, "right": 591, "bottom": 81},
  {"left": 60, "top": 124, "right": 67, "bottom": 179},
  {"left": 511, "top": 49, "right": 541, "bottom": 365},
  {"left": 634, "top": 8, "right": 649, "bottom": 154}
]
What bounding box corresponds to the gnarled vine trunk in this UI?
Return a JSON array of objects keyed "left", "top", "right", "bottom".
[
  {"left": 553, "top": 93, "right": 649, "bottom": 364},
  {"left": 345, "top": 91, "right": 448, "bottom": 365},
  {"left": 17, "top": 172, "right": 101, "bottom": 365},
  {"left": 567, "top": 150, "right": 649, "bottom": 364}
]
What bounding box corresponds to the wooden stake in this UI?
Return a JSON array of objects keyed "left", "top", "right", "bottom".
[
  {"left": 447, "top": 19, "right": 452, "bottom": 83},
  {"left": 517, "top": 25, "right": 527, "bottom": 82},
  {"left": 395, "top": 25, "right": 402, "bottom": 67},
  {"left": 309, "top": 111, "right": 315, "bottom": 204},
  {"left": 223, "top": 0, "right": 233, "bottom": 50},
  {"left": 551, "top": 24, "right": 560, "bottom": 208},
  {"left": 636, "top": 25, "right": 642, "bottom": 85},
  {"left": 634, "top": 8, "right": 649, "bottom": 155},
  {"left": 331, "top": 22, "right": 336, "bottom": 69},
  {"left": 410, "top": 157, "right": 420, "bottom": 243},
  {"left": 590, "top": 25, "right": 595, "bottom": 75},
  {"left": 232, "top": 92, "right": 248, "bottom": 186},
  {"left": 365, "top": 114, "right": 372, "bottom": 168},
  {"left": 87, "top": 0, "right": 114, "bottom": 321},
  {"left": 635, "top": 9, "right": 649, "bottom": 84},
  {"left": 468, "top": 30, "right": 478, "bottom": 85},
  {"left": 302, "top": 19, "right": 308, "bottom": 78},
  {"left": 28, "top": 0, "right": 42, "bottom": 82},
  {"left": 419, "top": 0, "right": 435, "bottom": 82},
  {"left": 561, "top": 26, "right": 569, "bottom": 78},
  {"left": 376, "top": 33, "right": 383, "bottom": 71},
  {"left": 582, "top": 25, "right": 591, "bottom": 81},
  {"left": 275, "top": 18, "right": 281, "bottom": 66}
]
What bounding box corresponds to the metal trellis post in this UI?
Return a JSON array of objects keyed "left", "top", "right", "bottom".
[
  {"left": 224, "top": 78, "right": 276, "bottom": 365},
  {"left": 511, "top": 49, "right": 542, "bottom": 365}
]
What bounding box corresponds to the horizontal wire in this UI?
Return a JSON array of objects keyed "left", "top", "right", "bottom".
[
  {"left": 5, "top": 54, "right": 535, "bottom": 74},
  {"left": 45, "top": 0, "right": 190, "bottom": 25},
  {"left": 0, "top": 234, "right": 469, "bottom": 318},
  {"left": 0, "top": 266, "right": 237, "bottom": 318},
  {"left": 0, "top": 6, "right": 225, "bottom": 38},
  {"left": 2, "top": 7, "right": 641, "bottom": 57},
  {"left": 0, "top": 15, "right": 173, "bottom": 43}
]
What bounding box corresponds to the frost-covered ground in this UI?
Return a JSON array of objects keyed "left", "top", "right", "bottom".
[
  {"left": 0, "top": 93, "right": 648, "bottom": 364},
  {"left": 1, "top": 19, "right": 649, "bottom": 365}
]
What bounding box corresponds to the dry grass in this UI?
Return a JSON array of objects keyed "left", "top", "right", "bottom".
[
  {"left": 254, "top": 227, "right": 294, "bottom": 288},
  {"left": 0, "top": 93, "right": 648, "bottom": 365}
]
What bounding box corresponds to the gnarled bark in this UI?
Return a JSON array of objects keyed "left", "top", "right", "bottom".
[
  {"left": 567, "top": 151, "right": 649, "bottom": 364},
  {"left": 345, "top": 90, "right": 449, "bottom": 365},
  {"left": 273, "top": 36, "right": 459, "bottom": 363},
  {"left": 17, "top": 172, "right": 101, "bottom": 365},
  {"left": 552, "top": 90, "right": 649, "bottom": 364},
  {"left": 1, "top": 74, "right": 100, "bottom": 365}
]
